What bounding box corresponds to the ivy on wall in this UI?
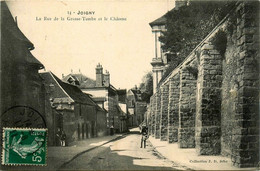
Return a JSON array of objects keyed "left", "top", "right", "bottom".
[
  {"left": 211, "top": 29, "right": 227, "bottom": 59},
  {"left": 186, "top": 66, "right": 198, "bottom": 79},
  {"left": 159, "top": 1, "right": 236, "bottom": 83}
]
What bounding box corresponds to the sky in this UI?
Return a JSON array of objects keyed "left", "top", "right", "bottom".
[{"left": 7, "top": 0, "right": 175, "bottom": 90}]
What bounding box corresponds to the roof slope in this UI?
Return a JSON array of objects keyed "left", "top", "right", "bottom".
[
  {"left": 149, "top": 15, "right": 167, "bottom": 26},
  {"left": 129, "top": 89, "right": 143, "bottom": 101},
  {"left": 1, "top": 2, "right": 44, "bottom": 68},
  {"left": 1, "top": 2, "right": 34, "bottom": 49},
  {"left": 63, "top": 73, "right": 96, "bottom": 88},
  {"left": 52, "top": 73, "right": 97, "bottom": 106},
  {"left": 63, "top": 73, "right": 118, "bottom": 95},
  {"left": 117, "top": 89, "right": 126, "bottom": 95},
  {"left": 25, "top": 50, "right": 44, "bottom": 68},
  {"left": 149, "top": 7, "right": 177, "bottom": 27},
  {"left": 41, "top": 72, "right": 97, "bottom": 106}
]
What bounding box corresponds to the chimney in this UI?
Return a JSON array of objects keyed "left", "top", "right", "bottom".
[
  {"left": 96, "top": 63, "right": 103, "bottom": 87},
  {"left": 103, "top": 70, "right": 110, "bottom": 87},
  {"left": 175, "top": 0, "right": 188, "bottom": 9},
  {"left": 62, "top": 74, "right": 64, "bottom": 78},
  {"left": 15, "top": 16, "right": 18, "bottom": 26},
  {"left": 71, "top": 69, "right": 73, "bottom": 74}
]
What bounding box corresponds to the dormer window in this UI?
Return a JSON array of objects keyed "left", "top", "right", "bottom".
[
  {"left": 137, "top": 94, "right": 142, "bottom": 100},
  {"left": 67, "top": 77, "right": 74, "bottom": 83},
  {"left": 67, "top": 76, "right": 80, "bottom": 86},
  {"left": 49, "top": 83, "right": 55, "bottom": 91}
]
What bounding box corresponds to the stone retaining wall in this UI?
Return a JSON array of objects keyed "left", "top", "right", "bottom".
[
  {"left": 229, "top": 2, "right": 259, "bottom": 167},
  {"left": 195, "top": 42, "right": 223, "bottom": 155},
  {"left": 155, "top": 90, "right": 161, "bottom": 139},
  {"left": 178, "top": 67, "right": 197, "bottom": 148},
  {"left": 147, "top": 1, "right": 259, "bottom": 168},
  {"left": 168, "top": 74, "right": 180, "bottom": 143},
  {"left": 160, "top": 83, "right": 169, "bottom": 141}
]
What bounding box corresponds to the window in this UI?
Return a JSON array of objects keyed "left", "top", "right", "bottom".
[
  {"left": 77, "top": 124, "right": 80, "bottom": 140},
  {"left": 79, "top": 104, "right": 82, "bottom": 116},
  {"left": 82, "top": 124, "right": 85, "bottom": 139}
]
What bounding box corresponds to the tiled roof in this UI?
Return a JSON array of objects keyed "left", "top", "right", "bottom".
[
  {"left": 116, "top": 105, "right": 126, "bottom": 115},
  {"left": 149, "top": 15, "right": 167, "bottom": 26},
  {"left": 41, "top": 72, "right": 97, "bottom": 106},
  {"left": 149, "top": 7, "right": 176, "bottom": 27},
  {"left": 25, "top": 50, "right": 44, "bottom": 69},
  {"left": 131, "top": 89, "right": 141, "bottom": 94},
  {"left": 63, "top": 73, "right": 96, "bottom": 88},
  {"left": 118, "top": 89, "right": 126, "bottom": 103},
  {"left": 92, "top": 97, "right": 106, "bottom": 102},
  {"left": 2, "top": 2, "right": 34, "bottom": 49},
  {"left": 117, "top": 89, "right": 126, "bottom": 95},
  {"left": 96, "top": 104, "right": 107, "bottom": 112},
  {"left": 1, "top": 2, "right": 43, "bottom": 68},
  {"left": 63, "top": 73, "right": 118, "bottom": 97},
  {"left": 130, "top": 89, "right": 143, "bottom": 101},
  {"left": 52, "top": 73, "right": 97, "bottom": 106}
]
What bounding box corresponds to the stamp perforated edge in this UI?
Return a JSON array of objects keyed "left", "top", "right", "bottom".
[{"left": 1, "top": 127, "right": 48, "bottom": 166}]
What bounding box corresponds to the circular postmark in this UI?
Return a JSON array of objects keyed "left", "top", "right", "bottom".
[
  {"left": 1, "top": 105, "right": 46, "bottom": 128},
  {"left": 1, "top": 106, "right": 47, "bottom": 165}
]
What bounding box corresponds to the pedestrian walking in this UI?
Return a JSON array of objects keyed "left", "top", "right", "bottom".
[
  {"left": 56, "top": 128, "right": 66, "bottom": 146},
  {"left": 60, "top": 130, "right": 66, "bottom": 146},
  {"left": 140, "top": 126, "right": 148, "bottom": 148},
  {"left": 110, "top": 125, "right": 114, "bottom": 136},
  {"left": 56, "top": 128, "right": 62, "bottom": 146}
]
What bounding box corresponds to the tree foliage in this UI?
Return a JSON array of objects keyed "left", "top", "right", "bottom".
[
  {"left": 139, "top": 71, "right": 153, "bottom": 103},
  {"left": 159, "top": 1, "right": 236, "bottom": 82}
]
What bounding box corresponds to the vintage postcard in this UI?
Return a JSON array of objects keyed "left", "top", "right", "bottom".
[{"left": 0, "top": 0, "right": 259, "bottom": 170}]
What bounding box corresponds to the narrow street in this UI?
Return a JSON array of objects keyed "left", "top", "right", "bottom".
[{"left": 59, "top": 128, "right": 185, "bottom": 170}]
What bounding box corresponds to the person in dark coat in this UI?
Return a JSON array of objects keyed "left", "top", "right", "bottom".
[
  {"left": 60, "top": 130, "right": 66, "bottom": 146},
  {"left": 56, "top": 128, "right": 66, "bottom": 146},
  {"left": 56, "top": 128, "right": 62, "bottom": 146},
  {"left": 140, "top": 126, "right": 148, "bottom": 148}
]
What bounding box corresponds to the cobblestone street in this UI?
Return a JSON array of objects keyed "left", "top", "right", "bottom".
[{"left": 59, "top": 128, "right": 186, "bottom": 170}]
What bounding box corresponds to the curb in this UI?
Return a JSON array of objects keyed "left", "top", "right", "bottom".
[{"left": 147, "top": 139, "right": 194, "bottom": 171}]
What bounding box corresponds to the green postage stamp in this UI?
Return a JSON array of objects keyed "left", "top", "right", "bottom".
[{"left": 1, "top": 127, "right": 47, "bottom": 166}]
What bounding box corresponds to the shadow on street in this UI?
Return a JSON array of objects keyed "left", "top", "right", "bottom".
[{"left": 60, "top": 142, "right": 175, "bottom": 170}]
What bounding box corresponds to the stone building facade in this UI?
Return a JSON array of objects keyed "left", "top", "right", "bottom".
[
  {"left": 0, "top": 2, "right": 45, "bottom": 128},
  {"left": 127, "top": 89, "right": 147, "bottom": 127},
  {"left": 63, "top": 64, "right": 127, "bottom": 133},
  {"left": 147, "top": 1, "right": 259, "bottom": 168},
  {"left": 149, "top": 13, "right": 167, "bottom": 94},
  {"left": 149, "top": 0, "right": 189, "bottom": 94},
  {"left": 117, "top": 89, "right": 128, "bottom": 133},
  {"left": 0, "top": 2, "right": 108, "bottom": 148},
  {"left": 41, "top": 72, "right": 107, "bottom": 145}
]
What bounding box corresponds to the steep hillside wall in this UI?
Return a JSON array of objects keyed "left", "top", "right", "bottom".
[{"left": 147, "top": 1, "right": 259, "bottom": 168}]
